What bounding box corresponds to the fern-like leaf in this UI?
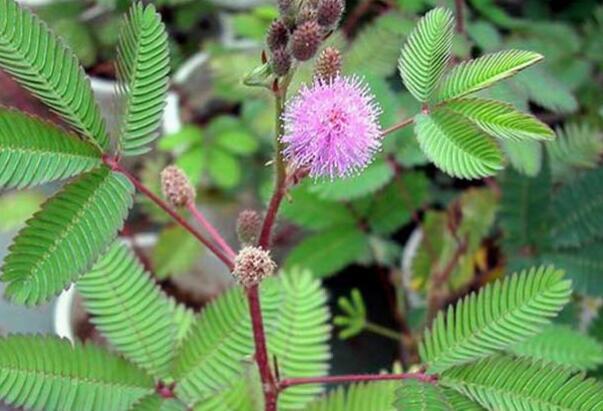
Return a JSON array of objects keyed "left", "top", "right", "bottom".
[
  {"left": 394, "top": 380, "right": 452, "bottom": 410},
  {"left": 398, "top": 8, "right": 454, "bottom": 102},
  {"left": 437, "top": 50, "right": 543, "bottom": 102},
  {"left": 441, "top": 355, "right": 603, "bottom": 410},
  {"left": 501, "top": 139, "right": 542, "bottom": 177},
  {"left": 306, "top": 382, "right": 397, "bottom": 411},
  {"left": 1, "top": 166, "right": 134, "bottom": 305},
  {"left": 173, "top": 281, "right": 282, "bottom": 405},
  {"left": 0, "top": 108, "right": 101, "bottom": 189},
  {"left": 0, "top": 335, "right": 153, "bottom": 411},
  {"left": 442, "top": 388, "right": 485, "bottom": 410},
  {"left": 420, "top": 266, "right": 572, "bottom": 373},
  {"left": 129, "top": 395, "right": 186, "bottom": 411},
  {"left": 0, "top": 0, "right": 108, "bottom": 149},
  {"left": 414, "top": 110, "right": 504, "bottom": 179},
  {"left": 510, "top": 325, "right": 603, "bottom": 370},
  {"left": 78, "top": 242, "right": 177, "bottom": 379},
  {"left": 543, "top": 242, "right": 603, "bottom": 296},
  {"left": 268, "top": 269, "right": 331, "bottom": 410},
  {"left": 444, "top": 98, "right": 554, "bottom": 141},
  {"left": 547, "top": 122, "right": 603, "bottom": 179},
  {"left": 550, "top": 167, "right": 603, "bottom": 248},
  {"left": 115, "top": 3, "right": 169, "bottom": 156}
]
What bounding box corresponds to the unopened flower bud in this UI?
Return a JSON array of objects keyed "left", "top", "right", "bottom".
[
  {"left": 271, "top": 48, "right": 292, "bottom": 77},
  {"left": 232, "top": 246, "right": 277, "bottom": 287},
  {"left": 160, "top": 165, "right": 195, "bottom": 207},
  {"left": 317, "top": 0, "right": 344, "bottom": 27},
  {"left": 267, "top": 20, "right": 289, "bottom": 52},
  {"left": 292, "top": 21, "right": 322, "bottom": 61},
  {"left": 236, "top": 209, "right": 262, "bottom": 245},
  {"left": 314, "top": 47, "right": 341, "bottom": 81}
]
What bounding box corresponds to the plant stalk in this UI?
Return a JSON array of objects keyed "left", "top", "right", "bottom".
[
  {"left": 365, "top": 322, "right": 403, "bottom": 341},
  {"left": 381, "top": 117, "right": 414, "bottom": 137},
  {"left": 279, "top": 371, "right": 437, "bottom": 391}
]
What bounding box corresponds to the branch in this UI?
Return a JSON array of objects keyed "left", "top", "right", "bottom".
[
  {"left": 279, "top": 371, "right": 437, "bottom": 391},
  {"left": 103, "top": 156, "right": 235, "bottom": 271},
  {"left": 381, "top": 117, "right": 414, "bottom": 137},
  {"left": 186, "top": 202, "right": 237, "bottom": 259}
]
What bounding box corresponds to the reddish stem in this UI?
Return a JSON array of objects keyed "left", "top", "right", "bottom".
[
  {"left": 186, "top": 202, "right": 237, "bottom": 259},
  {"left": 246, "top": 285, "right": 278, "bottom": 411},
  {"left": 258, "top": 178, "right": 288, "bottom": 249},
  {"left": 381, "top": 117, "right": 414, "bottom": 137},
  {"left": 279, "top": 372, "right": 437, "bottom": 391},
  {"left": 103, "top": 156, "right": 234, "bottom": 271}
]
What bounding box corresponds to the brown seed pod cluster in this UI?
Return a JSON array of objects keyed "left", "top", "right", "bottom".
[
  {"left": 236, "top": 209, "right": 263, "bottom": 245},
  {"left": 266, "top": 0, "right": 345, "bottom": 77},
  {"left": 314, "top": 46, "right": 342, "bottom": 82},
  {"left": 160, "top": 165, "right": 195, "bottom": 208},
  {"left": 232, "top": 246, "right": 277, "bottom": 287}
]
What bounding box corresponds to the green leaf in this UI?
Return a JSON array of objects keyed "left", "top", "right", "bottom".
[
  {"left": 116, "top": 2, "right": 170, "bottom": 156},
  {"left": 420, "top": 266, "right": 572, "bottom": 373},
  {"left": 306, "top": 381, "right": 397, "bottom": 411},
  {"left": 394, "top": 380, "right": 452, "bottom": 411},
  {"left": 284, "top": 226, "right": 369, "bottom": 278},
  {"left": 510, "top": 325, "right": 603, "bottom": 370},
  {"left": 207, "top": 148, "right": 241, "bottom": 189},
  {"left": 268, "top": 269, "right": 331, "bottom": 410},
  {"left": 501, "top": 139, "right": 542, "bottom": 177},
  {"left": 0, "top": 109, "right": 102, "bottom": 189},
  {"left": 1, "top": 166, "right": 134, "bottom": 305},
  {"left": 444, "top": 98, "right": 554, "bottom": 141},
  {"left": 398, "top": 7, "right": 454, "bottom": 102},
  {"left": 129, "top": 395, "right": 186, "bottom": 411},
  {"left": 210, "top": 116, "right": 259, "bottom": 155},
  {"left": 173, "top": 281, "right": 281, "bottom": 404},
  {"left": 543, "top": 242, "right": 603, "bottom": 296},
  {"left": 333, "top": 288, "right": 367, "bottom": 339},
  {"left": 152, "top": 225, "right": 203, "bottom": 279},
  {"left": 78, "top": 242, "right": 179, "bottom": 379},
  {"left": 52, "top": 19, "right": 97, "bottom": 67},
  {"left": 0, "top": 191, "right": 43, "bottom": 231},
  {"left": 414, "top": 111, "right": 504, "bottom": 179},
  {"left": 309, "top": 160, "right": 394, "bottom": 201},
  {"left": 547, "top": 122, "right": 603, "bottom": 179},
  {"left": 441, "top": 355, "right": 603, "bottom": 410},
  {"left": 441, "top": 388, "right": 485, "bottom": 410},
  {"left": 512, "top": 66, "right": 578, "bottom": 114},
  {"left": 550, "top": 167, "right": 603, "bottom": 248},
  {"left": 0, "top": 0, "right": 108, "bottom": 149},
  {"left": 0, "top": 335, "right": 153, "bottom": 411},
  {"left": 437, "top": 50, "right": 543, "bottom": 102}
]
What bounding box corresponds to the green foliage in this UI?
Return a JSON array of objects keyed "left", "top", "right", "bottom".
[
  {"left": 543, "top": 242, "right": 603, "bottom": 296},
  {"left": 0, "top": 335, "right": 153, "bottom": 411},
  {"left": 398, "top": 8, "right": 454, "bottom": 102},
  {"left": 550, "top": 167, "right": 603, "bottom": 247},
  {"left": 115, "top": 3, "right": 169, "bottom": 156},
  {"left": 306, "top": 381, "right": 396, "bottom": 411},
  {"left": 151, "top": 225, "right": 204, "bottom": 279},
  {"left": 0, "top": 109, "right": 101, "bottom": 190},
  {"left": 510, "top": 325, "right": 603, "bottom": 370},
  {"left": 1, "top": 167, "right": 134, "bottom": 305},
  {"left": 414, "top": 111, "right": 503, "bottom": 179},
  {"left": 333, "top": 289, "right": 366, "bottom": 339},
  {"left": 78, "top": 242, "right": 179, "bottom": 379},
  {"left": 394, "top": 380, "right": 452, "bottom": 411},
  {"left": 437, "top": 50, "right": 543, "bottom": 102},
  {"left": 129, "top": 395, "right": 186, "bottom": 411},
  {"left": 284, "top": 226, "right": 369, "bottom": 278},
  {"left": 548, "top": 122, "right": 603, "bottom": 179},
  {"left": 444, "top": 98, "right": 554, "bottom": 141},
  {"left": 420, "top": 266, "right": 572, "bottom": 373},
  {"left": 441, "top": 355, "right": 603, "bottom": 410},
  {"left": 513, "top": 66, "right": 578, "bottom": 114},
  {"left": 0, "top": 191, "right": 43, "bottom": 231},
  {"left": 0, "top": 0, "right": 108, "bottom": 149},
  {"left": 501, "top": 139, "right": 542, "bottom": 177}
]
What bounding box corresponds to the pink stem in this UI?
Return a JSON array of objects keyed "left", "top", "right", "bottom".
[
  {"left": 279, "top": 372, "right": 437, "bottom": 391},
  {"left": 381, "top": 117, "right": 414, "bottom": 137},
  {"left": 186, "top": 202, "right": 237, "bottom": 259}
]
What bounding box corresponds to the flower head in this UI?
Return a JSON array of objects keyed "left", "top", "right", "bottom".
[
  {"left": 232, "top": 246, "right": 277, "bottom": 287},
  {"left": 281, "top": 75, "right": 382, "bottom": 179}
]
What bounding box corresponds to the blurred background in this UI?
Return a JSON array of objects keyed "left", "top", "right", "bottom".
[{"left": 1, "top": 1, "right": 603, "bottom": 407}]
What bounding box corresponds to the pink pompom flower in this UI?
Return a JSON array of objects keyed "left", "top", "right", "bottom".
[{"left": 281, "top": 75, "right": 382, "bottom": 179}]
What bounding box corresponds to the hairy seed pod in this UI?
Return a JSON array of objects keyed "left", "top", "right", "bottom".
[
  {"left": 160, "top": 165, "right": 195, "bottom": 207},
  {"left": 291, "top": 20, "right": 322, "bottom": 61},
  {"left": 267, "top": 20, "right": 289, "bottom": 52},
  {"left": 314, "top": 47, "right": 341, "bottom": 81},
  {"left": 316, "top": 0, "right": 344, "bottom": 27},
  {"left": 271, "top": 48, "right": 292, "bottom": 77},
  {"left": 232, "top": 246, "right": 277, "bottom": 287},
  {"left": 236, "top": 209, "right": 263, "bottom": 245}
]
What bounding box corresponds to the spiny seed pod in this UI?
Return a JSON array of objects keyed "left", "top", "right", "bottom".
[
  {"left": 160, "top": 165, "right": 195, "bottom": 208},
  {"left": 291, "top": 21, "right": 322, "bottom": 61},
  {"left": 314, "top": 47, "right": 341, "bottom": 81},
  {"left": 266, "top": 20, "right": 289, "bottom": 52},
  {"left": 236, "top": 209, "right": 262, "bottom": 245},
  {"left": 272, "top": 48, "right": 292, "bottom": 77},
  {"left": 317, "top": 0, "right": 344, "bottom": 27},
  {"left": 232, "top": 246, "right": 277, "bottom": 287}
]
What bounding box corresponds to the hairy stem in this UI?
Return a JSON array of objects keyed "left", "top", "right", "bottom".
[
  {"left": 186, "top": 202, "right": 237, "bottom": 259},
  {"left": 279, "top": 371, "right": 437, "bottom": 391},
  {"left": 103, "top": 156, "right": 235, "bottom": 271}
]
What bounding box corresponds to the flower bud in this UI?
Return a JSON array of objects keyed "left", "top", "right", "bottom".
[
  {"left": 160, "top": 166, "right": 195, "bottom": 207},
  {"left": 291, "top": 21, "right": 322, "bottom": 61},
  {"left": 236, "top": 209, "right": 262, "bottom": 245},
  {"left": 271, "top": 48, "right": 292, "bottom": 77},
  {"left": 296, "top": 4, "right": 318, "bottom": 25},
  {"left": 314, "top": 47, "right": 341, "bottom": 82},
  {"left": 266, "top": 20, "right": 289, "bottom": 52},
  {"left": 232, "top": 246, "right": 277, "bottom": 287},
  {"left": 317, "top": 0, "right": 344, "bottom": 28}
]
